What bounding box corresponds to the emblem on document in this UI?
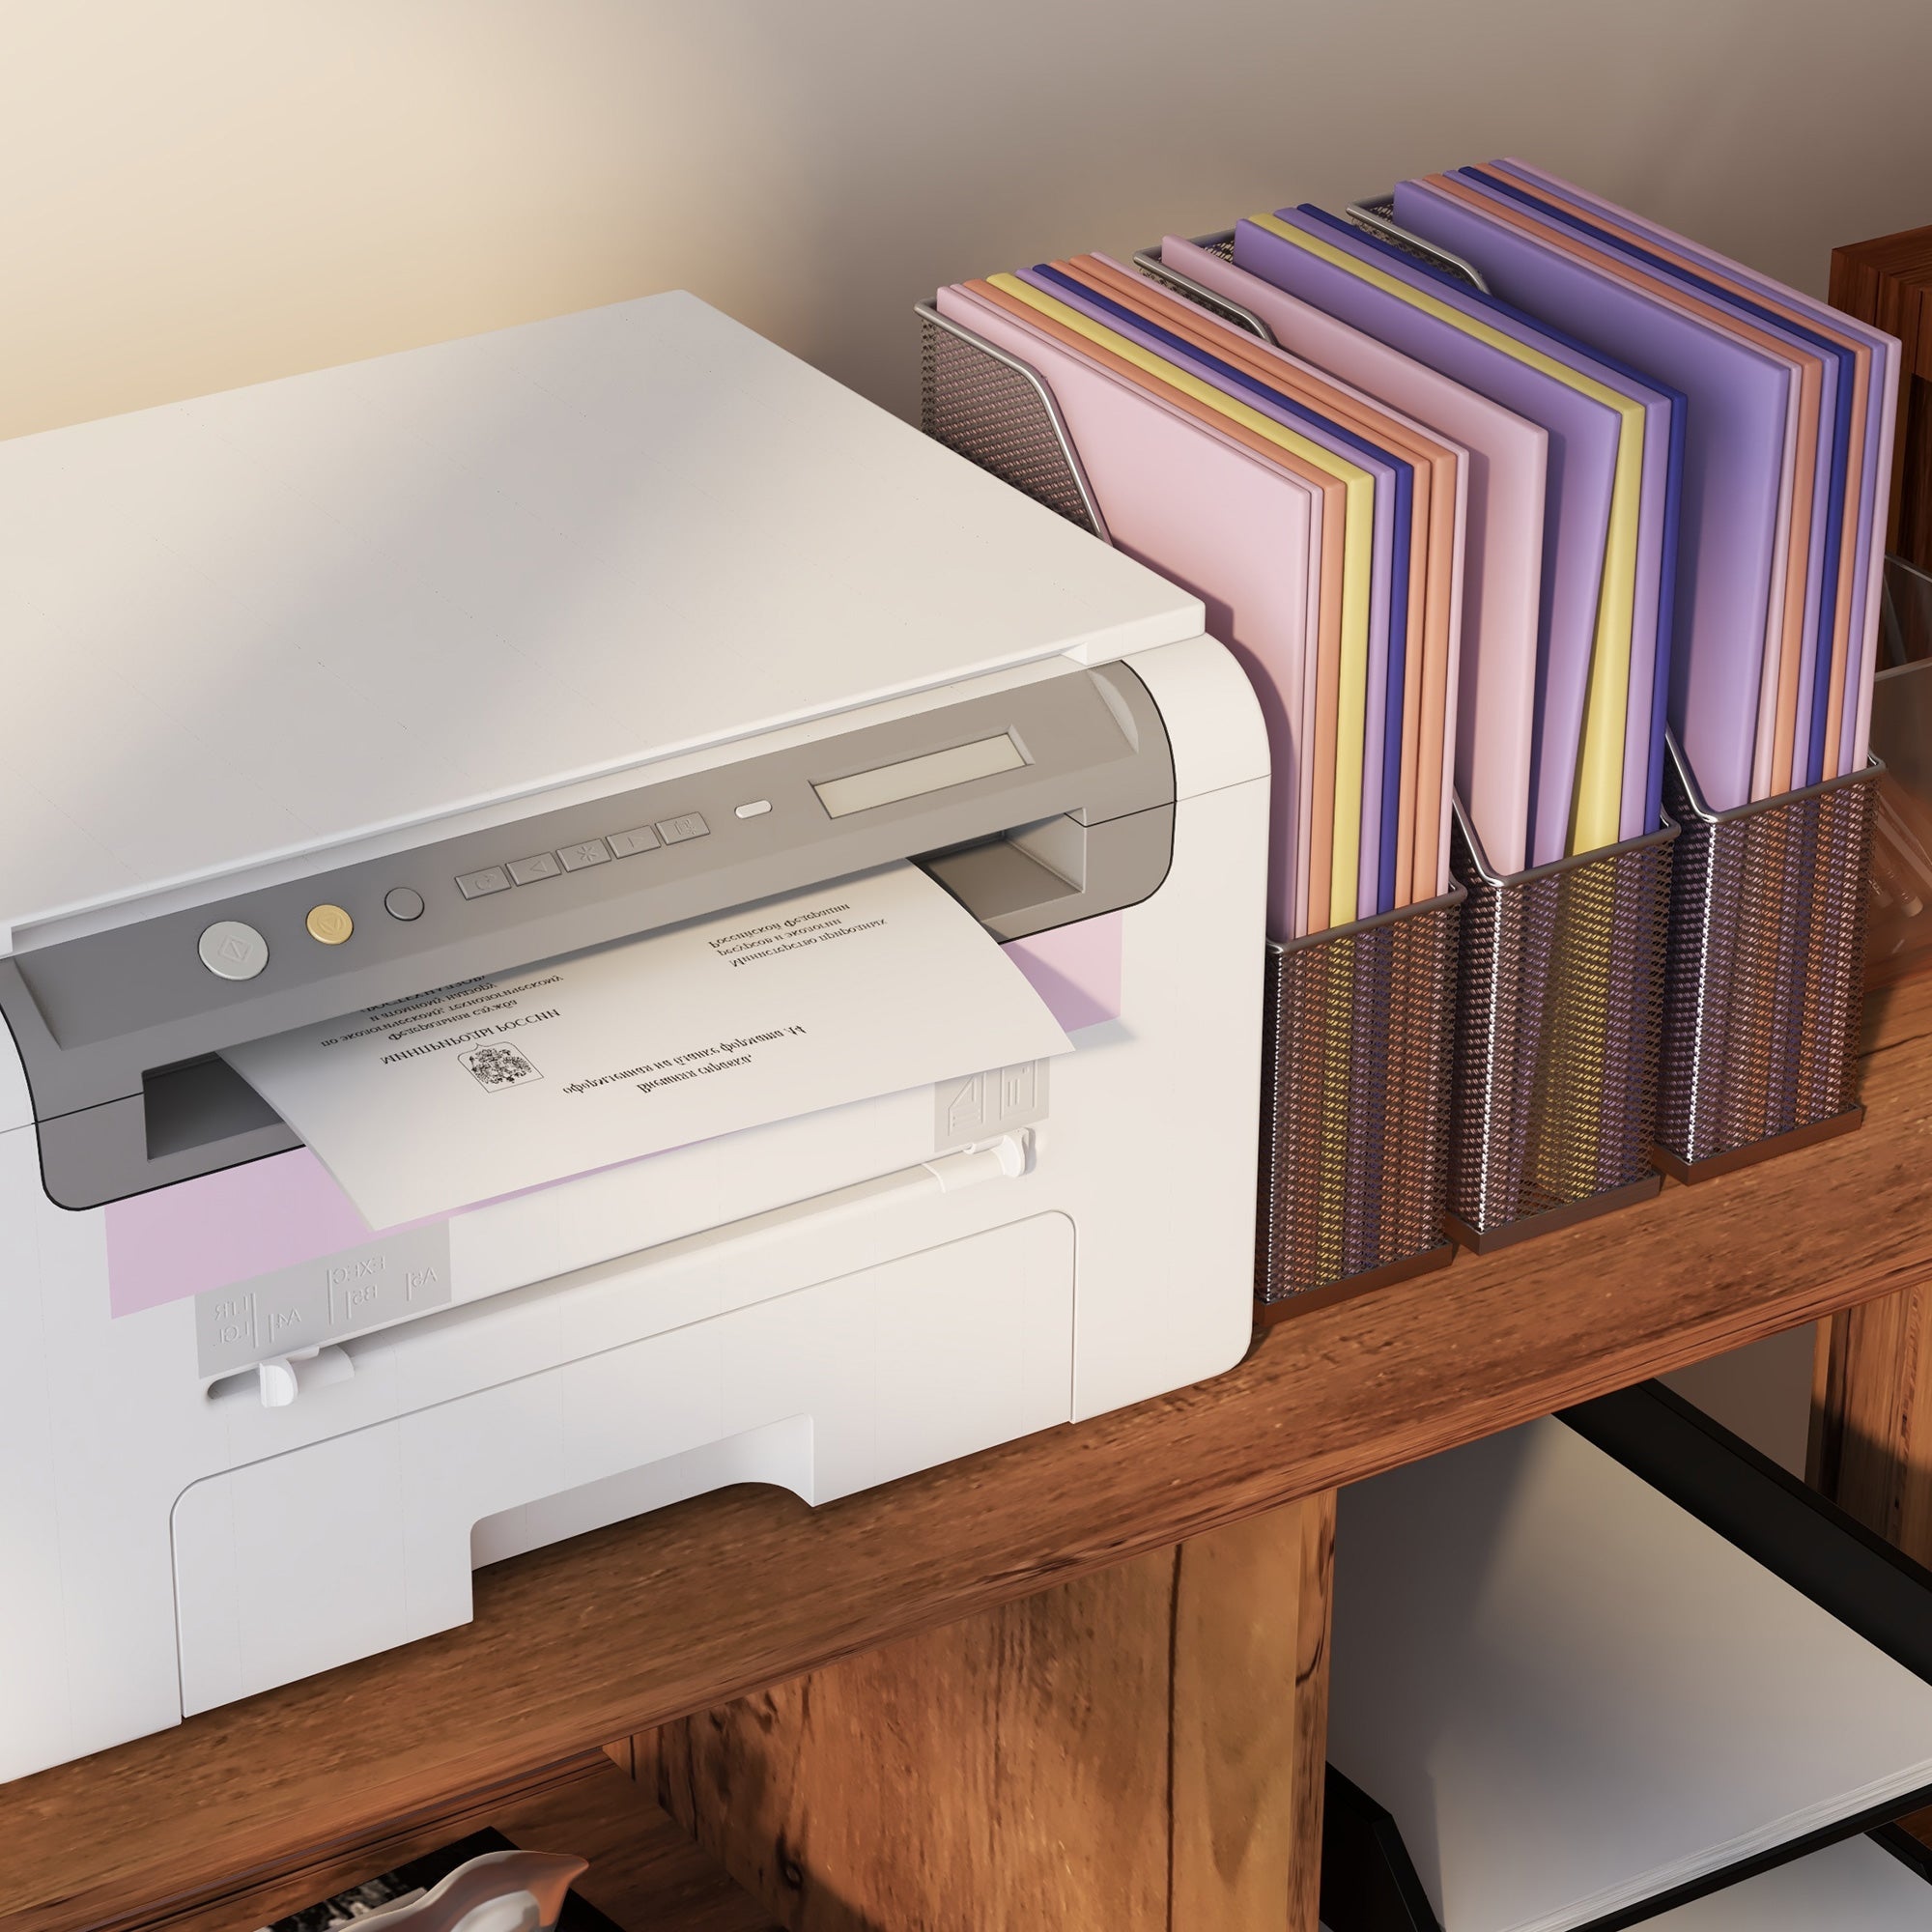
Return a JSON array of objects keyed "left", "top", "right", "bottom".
[{"left": 460, "top": 1043, "right": 544, "bottom": 1091}]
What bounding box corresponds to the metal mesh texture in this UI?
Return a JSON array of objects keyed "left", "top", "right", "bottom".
[
  {"left": 1257, "top": 897, "right": 1463, "bottom": 1300},
  {"left": 1447, "top": 821, "right": 1674, "bottom": 1236},
  {"left": 1657, "top": 757, "right": 1877, "bottom": 1166},
  {"left": 920, "top": 314, "right": 1097, "bottom": 532}
]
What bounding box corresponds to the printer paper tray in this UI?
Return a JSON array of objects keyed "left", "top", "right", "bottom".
[{"left": 173, "top": 1209, "right": 1076, "bottom": 1715}]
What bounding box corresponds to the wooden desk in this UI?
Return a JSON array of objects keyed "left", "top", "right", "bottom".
[{"left": 10, "top": 974, "right": 1932, "bottom": 1932}]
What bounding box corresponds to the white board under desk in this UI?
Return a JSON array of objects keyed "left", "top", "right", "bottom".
[
  {"left": 1326, "top": 1415, "right": 1932, "bottom": 1932},
  {"left": 1642, "top": 1833, "right": 1931, "bottom": 1927}
]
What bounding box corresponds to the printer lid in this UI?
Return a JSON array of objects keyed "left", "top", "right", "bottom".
[{"left": 0, "top": 291, "right": 1201, "bottom": 943}]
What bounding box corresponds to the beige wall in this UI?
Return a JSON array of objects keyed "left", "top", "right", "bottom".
[{"left": 5, "top": 0, "right": 1930, "bottom": 440}]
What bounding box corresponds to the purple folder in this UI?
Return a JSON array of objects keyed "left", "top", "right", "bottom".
[
  {"left": 1236, "top": 209, "right": 1619, "bottom": 866},
  {"left": 1495, "top": 157, "right": 1890, "bottom": 780},
  {"left": 1453, "top": 167, "right": 1842, "bottom": 793},
  {"left": 1295, "top": 204, "right": 1671, "bottom": 847},
  {"left": 1390, "top": 180, "right": 1789, "bottom": 813}
]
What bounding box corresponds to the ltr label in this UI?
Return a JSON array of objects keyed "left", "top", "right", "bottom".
[{"left": 195, "top": 1223, "right": 454, "bottom": 1378}]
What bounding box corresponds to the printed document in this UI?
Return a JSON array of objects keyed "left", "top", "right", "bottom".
[{"left": 226, "top": 863, "right": 1071, "bottom": 1227}]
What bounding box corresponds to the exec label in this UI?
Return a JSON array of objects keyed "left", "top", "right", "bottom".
[{"left": 194, "top": 1223, "right": 454, "bottom": 1378}]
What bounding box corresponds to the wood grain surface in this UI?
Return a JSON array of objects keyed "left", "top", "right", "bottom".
[
  {"left": 1816, "top": 1262, "right": 1932, "bottom": 1561},
  {"left": 639, "top": 1493, "right": 1332, "bottom": 1932},
  {"left": 1831, "top": 224, "right": 1932, "bottom": 567},
  {"left": 121, "top": 1751, "right": 775, "bottom": 1932},
  {"left": 1169, "top": 1491, "right": 1334, "bottom": 1931},
  {"left": 9, "top": 976, "right": 1932, "bottom": 1932}
]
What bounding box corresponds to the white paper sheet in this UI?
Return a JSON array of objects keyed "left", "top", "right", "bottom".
[
  {"left": 1328, "top": 1417, "right": 1932, "bottom": 1932},
  {"left": 226, "top": 863, "right": 1072, "bottom": 1228}
]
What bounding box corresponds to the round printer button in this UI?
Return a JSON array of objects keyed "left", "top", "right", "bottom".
[
  {"left": 384, "top": 887, "right": 425, "bottom": 923},
  {"left": 197, "top": 920, "right": 270, "bottom": 981},
  {"left": 305, "top": 903, "right": 354, "bottom": 945}
]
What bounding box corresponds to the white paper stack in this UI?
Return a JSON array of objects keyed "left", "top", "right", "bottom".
[
  {"left": 1328, "top": 1416, "right": 1932, "bottom": 1932},
  {"left": 1642, "top": 1833, "right": 1932, "bottom": 1928}
]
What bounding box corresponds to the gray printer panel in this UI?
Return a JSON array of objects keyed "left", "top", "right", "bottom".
[{"left": 2, "top": 663, "right": 1174, "bottom": 1209}]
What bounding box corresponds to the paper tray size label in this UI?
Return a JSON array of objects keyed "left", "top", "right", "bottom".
[{"left": 196, "top": 1222, "right": 451, "bottom": 1378}]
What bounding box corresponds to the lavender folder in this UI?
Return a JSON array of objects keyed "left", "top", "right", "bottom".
[
  {"left": 1235, "top": 209, "right": 1619, "bottom": 866},
  {"left": 1296, "top": 205, "right": 1675, "bottom": 847},
  {"left": 1457, "top": 168, "right": 1846, "bottom": 794},
  {"left": 1494, "top": 157, "right": 1888, "bottom": 781},
  {"left": 1390, "top": 179, "right": 1789, "bottom": 813}
]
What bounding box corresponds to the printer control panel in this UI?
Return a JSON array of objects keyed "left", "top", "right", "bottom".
[
  {"left": 6, "top": 666, "right": 1174, "bottom": 1132},
  {"left": 451, "top": 811, "right": 707, "bottom": 906}
]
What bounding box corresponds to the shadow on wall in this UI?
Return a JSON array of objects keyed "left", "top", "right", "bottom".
[{"left": 4, "top": 0, "right": 1932, "bottom": 439}]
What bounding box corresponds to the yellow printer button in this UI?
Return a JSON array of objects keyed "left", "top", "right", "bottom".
[{"left": 305, "top": 903, "right": 355, "bottom": 946}]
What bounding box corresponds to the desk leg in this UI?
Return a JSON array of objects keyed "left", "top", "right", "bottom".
[
  {"left": 1814, "top": 1286, "right": 1932, "bottom": 1560},
  {"left": 627, "top": 1491, "right": 1335, "bottom": 1932}
]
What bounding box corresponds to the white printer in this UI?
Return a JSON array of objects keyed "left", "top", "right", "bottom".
[{"left": 0, "top": 292, "right": 1269, "bottom": 1781}]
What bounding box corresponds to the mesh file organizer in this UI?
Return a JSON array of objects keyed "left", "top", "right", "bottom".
[
  {"left": 1135, "top": 227, "right": 1681, "bottom": 1251},
  {"left": 1326, "top": 199, "right": 1883, "bottom": 1189},
  {"left": 1656, "top": 739, "right": 1880, "bottom": 1179},
  {"left": 919, "top": 298, "right": 1463, "bottom": 1307},
  {"left": 1444, "top": 802, "right": 1675, "bottom": 1250},
  {"left": 1258, "top": 896, "right": 1462, "bottom": 1303}
]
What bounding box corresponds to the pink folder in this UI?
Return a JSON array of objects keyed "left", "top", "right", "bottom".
[
  {"left": 932, "top": 284, "right": 1322, "bottom": 938},
  {"left": 1076, "top": 251, "right": 1466, "bottom": 907},
  {"left": 1162, "top": 234, "right": 1548, "bottom": 878}
]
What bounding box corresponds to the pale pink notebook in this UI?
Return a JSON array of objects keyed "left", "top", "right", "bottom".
[
  {"left": 935, "top": 283, "right": 1321, "bottom": 938},
  {"left": 1165, "top": 236, "right": 1547, "bottom": 878}
]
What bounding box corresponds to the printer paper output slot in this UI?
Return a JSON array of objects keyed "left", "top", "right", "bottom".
[
  {"left": 142, "top": 1055, "right": 284, "bottom": 1161},
  {"left": 223, "top": 862, "right": 1070, "bottom": 1230},
  {"left": 919, "top": 805, "right": 1172, "bottom": 941}
]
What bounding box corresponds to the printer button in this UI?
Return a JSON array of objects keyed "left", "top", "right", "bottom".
[
  {"left": 304, "top": 903, "right": 354, "bottom": 946},
  {"left": 456, "top": 866, "right": 512, "bottom": 899},
  {"left": 507, "top": 852, "right": 562, "bottom": 885},
  {"left": 609, "top": 825, "right": 662, "bottom": 858},
  {"left": 657, "top": 812, "right": 709, "bottom": 844},
  {"left": 384, "top": 887, "right": 425, "bottom": 922},
  {"left": 558, "top": 839, "right": 611, "bottom": 871},
  {"left": 197, "top": 920, "right": 270, "bottom": 981}
]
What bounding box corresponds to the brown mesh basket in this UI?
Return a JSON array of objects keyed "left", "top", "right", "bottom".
[
  {"left": 920, "top": 302, "right": 1110, "bottom": 536},
  {"left": 1445, "top": 804, "right": 1677, "bottom": 1252},
  {"left": 1655, "top": 738, "right": 1879, "bottom": 1179},
  {"left": 1257, "top": 893, "right": 1463, "bottom": 1305},
  {"left": 917, "top": 298, "right": 1463, "bottom": 1306}
]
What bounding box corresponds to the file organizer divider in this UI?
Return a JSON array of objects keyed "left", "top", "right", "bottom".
[
  {"left": 1137, "top": 228, "right": 1683, "bottom": 1255},
  {"left": 1445, "top": 803, "right": 1676, "bottom": 1251},
  {"left": 917, "top": 298, "right": 1463, "bottom": 1308},
  {"left": 1656, "top": 739, "right": 1881, "bottom": 1181},
  {"left": 919, "top": 301, "right": 1111, "bottom": 537}
]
